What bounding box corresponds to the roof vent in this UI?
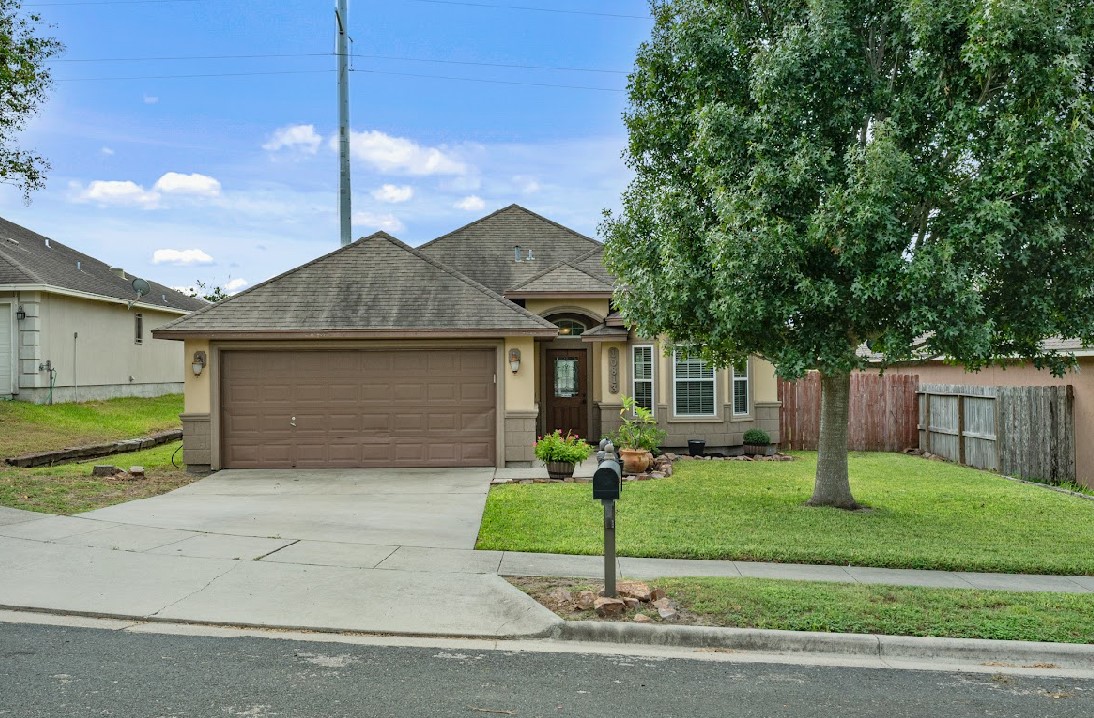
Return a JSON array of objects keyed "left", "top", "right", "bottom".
[
  {"left": 76, "top": 260, "right": 81, "bottom": 271},
  {"left": 5, "top": 237, "right": 18, "bottom": 245},
  {"left": 161, "top": 294, "right": 167, "bottom": 303},
  {"left": 525, "top": 248, "right": 534, "bottom": 261},
  {"left": 110, "top": 267, "right": 127, "bottom": 280},
  {"left": 513, "top": 245, "right": 522, "bottom": 263},
  {"left": 44, "top": 238, "right": 51, "bottom": 249}
]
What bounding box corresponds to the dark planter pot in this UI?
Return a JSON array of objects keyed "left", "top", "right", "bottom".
[
  {"left": 687, "top": 439, "right": 706, "bottom": 457},
  {"left": 546, "top": 460, "right": 576, "bottom": 480},
  {"left": 743, "top": 443, "right": 776, "bottom": 456}
]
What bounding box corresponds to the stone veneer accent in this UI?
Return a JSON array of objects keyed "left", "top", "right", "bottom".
[
  {"left": 597, "top": 401, "right": 781, "bottom": 451},
  {"left": 504, "top": 410, "right": 538, "bottom": 467},
  {"left": 180, "top": 412, "right": 212, "bottom": 472}
]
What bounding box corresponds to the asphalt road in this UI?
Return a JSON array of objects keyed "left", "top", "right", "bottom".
[{"left": 1, "top": 623, "right": 1091, "bottom": 718}]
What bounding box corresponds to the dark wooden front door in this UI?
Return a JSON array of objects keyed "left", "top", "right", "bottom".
[{"left": 545, "top": 348, "right": 588, "bottom": 439}]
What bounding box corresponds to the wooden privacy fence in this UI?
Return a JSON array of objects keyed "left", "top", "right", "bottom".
[
  {"left": 778, "top": 373, "right": 919, "bottom": 452},
  {"left": 919, "top": 383, "right": 1075, "bottom": 484}
]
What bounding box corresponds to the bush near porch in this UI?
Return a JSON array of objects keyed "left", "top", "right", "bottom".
[{"left": 477, "top": 452, "right": 1094, "bottom": 575}]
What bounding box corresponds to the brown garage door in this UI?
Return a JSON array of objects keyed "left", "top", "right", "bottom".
[{"left": 220, "top": 349, "right": 496, "bottom": 468}]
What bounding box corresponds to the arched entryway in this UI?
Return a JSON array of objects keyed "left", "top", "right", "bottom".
[{"left": 540, "top": 310, "right": 599, "bottom": 440}]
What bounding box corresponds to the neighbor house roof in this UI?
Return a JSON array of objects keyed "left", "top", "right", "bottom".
[
  {"left": 417, "top": 204, "right": 611, "bottom": 294},
  {"left": 0, "top": 217, "right": 205, "bottom": 313},
  {"left": 153, "top": 231, "right": 559, "bottom": 339},
  {"left": 858, "top": 335, "right": 1094, "bottom": 363},
  {"left": 505, "top": 259, "right": 613, "bottom": 297}
]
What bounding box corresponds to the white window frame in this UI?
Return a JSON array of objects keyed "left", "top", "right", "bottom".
[
  {"left": 134, "top": 313, "right": 144, "bottom": 345},
  {"left": 732, "top": 359, "right": 749, "bottom": 416},
  {"left": 672, "top": 348, "right": 717, "bottom": 418},
  {"left": 631, "top": 344, "right": 654, "bottom": 417}
]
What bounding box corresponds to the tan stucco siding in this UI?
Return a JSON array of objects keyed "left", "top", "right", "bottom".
[
  {"left": 37, "top": 294, "right": 184, "bottom": 389},
  {"left": 183, "top": 338, "right": 211, "bottom": 413},
  {"left": 524, "top": 298, "right": 610, "bottom": 323},
  {"left": 885, "top": 360, "right": 1093, "bottom": 488},
  {"left": 504, "top": 336, "right": 536, "bottom": 412},
  {"left": 753, "top": 357, "right": 779, "bottom": 403}
]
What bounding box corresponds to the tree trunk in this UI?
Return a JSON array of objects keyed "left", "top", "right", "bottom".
[{"left": 807, "top": 370, "right": 860, "bottom": 509}]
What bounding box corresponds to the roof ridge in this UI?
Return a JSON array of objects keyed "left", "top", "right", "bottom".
[
  {"left": 415, "top": 204, "right": 602, "bottom": 251},
  {"left": 507, "top": 205, "right": 602, "bottom": 248},
  {"left": 157, "top": 233, "right": 374, "bottom": 332},
  {"left": 414, "top": 204, "right": 519, "bottom": 251}
]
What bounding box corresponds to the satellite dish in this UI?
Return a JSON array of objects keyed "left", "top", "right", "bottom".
[{"left": 132, "top": 278, "right": 151, "bottom": 298}]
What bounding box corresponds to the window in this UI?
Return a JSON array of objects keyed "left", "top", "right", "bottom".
[
  {"left": 553, "top": 318, "right": 585, "bottom": 337},
  {"left": 554, "top": 358, "right": 578, "bottom": 397},
  {"left": 732, "top": 359, "right": 749, "bottom": 416},
  {"left": 673, "top": 348, "right": 715, "bottom": 416},
  {"left": 134, "top": 313, "right": 143, "bottom": 345},
  {"left": 632, "top": 345, "right": 654, "bottom": 414}
]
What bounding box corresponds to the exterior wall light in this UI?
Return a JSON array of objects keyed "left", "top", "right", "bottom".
[
  {"left": 192, "top": 350, "right": 207, "bottom": 376},
  {"left": 15, "top": 307, "right": 26, "bottom": 321},
  {"left": 508, "top": 348, "right": 521, "bottom": 374}
]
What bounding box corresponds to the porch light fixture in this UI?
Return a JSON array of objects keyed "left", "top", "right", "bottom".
[
  {"left": 15, "top": 306, "right": 26, "bottom": 321},
  {"left": 192, "top": 350, "right": 207, "bottom": 377},
  {"left": 508, "top": 348, "right": 521, "bottom": 374}
]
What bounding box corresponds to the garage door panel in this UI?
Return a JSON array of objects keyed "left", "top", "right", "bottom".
[{"left": 221, "top": 349, "right": 496, "bottom": 468}]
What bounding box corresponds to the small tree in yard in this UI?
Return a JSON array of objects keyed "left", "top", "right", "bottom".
[{"left": 603, "top": 1, "right": 1094, "bottom": 508}]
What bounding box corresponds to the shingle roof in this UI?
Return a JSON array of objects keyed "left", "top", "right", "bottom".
[
  {"left": 154, "top": 231, "right": 558, "bottom": 337},
  {"left": 570, "top": 245, "right": 614, "bottom": 286},
  {"left": 0, "top": 216, "right": 205, "bottom": 312},
  {"left": 507, "top": 260, "right": 612, "bottom": 295},
  {"left": 417, "top": 204, "right": 610, "bottom": 294}
]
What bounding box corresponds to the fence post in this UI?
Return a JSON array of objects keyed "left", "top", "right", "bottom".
[
  {"left": 957, "top": 393, "right": 966, "bottom": 465},
  {"left": 924, "top": 392, "right": 932, "bottom": 454}
]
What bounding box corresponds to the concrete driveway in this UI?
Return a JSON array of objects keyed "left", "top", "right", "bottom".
[{"left": 80, "top": 467, "right": 495, "bottom": 549}]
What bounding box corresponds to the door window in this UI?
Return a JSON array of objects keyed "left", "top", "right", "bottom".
[{"left": 554, "top": 358, "right": 578, "bottom": 397}]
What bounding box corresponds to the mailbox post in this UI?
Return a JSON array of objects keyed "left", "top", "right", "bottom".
[{"left": 593, "top": 439, "right": 622, "bottom": 598}]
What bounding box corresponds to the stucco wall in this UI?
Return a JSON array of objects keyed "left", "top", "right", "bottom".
[
  {"left": 503, "top": 336, "right": 536, "bottom": 412},
  {"left": 183, "top": 338, "right": 212, "bottom": 414},
  {"left": 524, "top": 298, "right": 610, "bottom": 322},
  {"left": 885, "top": 360, "right": 1093, "bottom": 488}
]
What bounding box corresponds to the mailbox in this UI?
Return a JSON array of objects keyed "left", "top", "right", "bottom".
[{"left": 593, "top": 459, "right": 622, "bottom": 500}]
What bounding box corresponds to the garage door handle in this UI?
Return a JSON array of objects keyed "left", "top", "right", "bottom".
[{"left": 290, "top": 416, "right": 296, "bottom": 427}]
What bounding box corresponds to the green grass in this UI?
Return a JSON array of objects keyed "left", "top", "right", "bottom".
[
  {"left": 0, "top": 441, "right": 196, "bottom": 515},
  {"left": 0, "top": 394, "right": 183, "bottom": 457},
  {"left": 478, "top": 452, "right": 1094, "bottom": 575},
  {"left": 657, "top": 578, "right": 1094, "bottom": 643}
]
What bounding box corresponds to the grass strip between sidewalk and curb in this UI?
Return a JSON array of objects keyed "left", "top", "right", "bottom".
[
  {"left": 510, "top": 576, "right": 1094, "bottom": 645},
  {"left": 0, "top": 394, "right": 184, "bottom": 458},
  {"left": 478, "top": 452, "right": 1094, "bottom": 575},
  {"left": 0, "top": 441, "right": 197, "bottom": 515}
]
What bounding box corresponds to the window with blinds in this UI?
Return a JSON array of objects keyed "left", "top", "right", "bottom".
[
  {"left": 673, "top": 349, "right": 715, "bottom": 416},
  {"left": 632, "top": 345, "right": 654, "bottom": 414},
  {"left": 732, "top": 359, "right": 749, "bottom": 416}
]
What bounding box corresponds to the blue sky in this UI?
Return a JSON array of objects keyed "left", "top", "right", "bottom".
[{"left": 1, "top": 0, "right": 651, "bottom": 294}]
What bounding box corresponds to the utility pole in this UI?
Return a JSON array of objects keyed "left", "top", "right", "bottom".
[{"left": 336, "top": 0, "right": 352, "bottom": 246}]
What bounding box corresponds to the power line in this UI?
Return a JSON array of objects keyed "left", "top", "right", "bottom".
[
  {"left": 353, "top": 67, "right": 624, "bottom": 92},
  {"left": 55, "top": 50, "right": 631, "bottom": 75},
  {"left": 54, "top": 69, "right": 334, "bottom": 82},
  {"left": 27, "top": 0, "right": 207, "bottom": 6},
  {"left": 402, "top": 0, "right": 652, "bottom": 20}
]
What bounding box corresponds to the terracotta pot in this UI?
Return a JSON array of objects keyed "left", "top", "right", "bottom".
[
  {"left": 619, "top": 448, "right": 653, "bottom": 474},
  {"left": 546, "top": 460, "right": 575, "bottom": 480}
]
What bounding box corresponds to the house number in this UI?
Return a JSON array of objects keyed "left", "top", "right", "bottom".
[{"left": 608, "top": 347, "right": 620, "bottom": 394}]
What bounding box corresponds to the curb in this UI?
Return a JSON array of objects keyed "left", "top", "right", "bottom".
[{"left": 555, "top": 621, "right": 1094, "bottom": 669}]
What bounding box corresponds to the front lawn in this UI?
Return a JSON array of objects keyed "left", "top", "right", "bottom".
[
  {"left": 0, "top": 394, "right": 183, "bottom": 457},
  {"left": 478, "top": 453, "right": 1094, "bottom": 575},
  {"left": 511, "top": 576, "right": 1094, "bottom": 644},
  {"left": 0, "top": 441, "right": 197, "bottom": 514}
]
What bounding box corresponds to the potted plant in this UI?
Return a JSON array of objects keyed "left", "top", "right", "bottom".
[
  {"left": 742, "top": 428, "right": 774, "bottom": 456},
  {"left": 534, "top": 430, "right": 592, "bottom": 480},
  {"left": 612, "top": 396, "right": 667, "bottom": 474}
]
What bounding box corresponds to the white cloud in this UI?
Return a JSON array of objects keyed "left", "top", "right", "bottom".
[
  {"left": 100, "top": 146, "right": 115, "bottom": 156},
  {"left": 351, "top": 211, "right": 405, "bottom": 233},
  {"left": 143, "top": 95, "right": 159, "bottom": 105},
  {"left": 370, "top": 183, "right": 414, "bottom": 203},
  {"left": 454, "top": 195, "right": 486, "bottom": 212},
  {"left": 77, "top": 180, "right": 159, "bottom": 207},
  {"left": 341, "top": 129, "right": 468, "bottom": 176},
  {"left": 512, "top": 175, "right": 541, "bottom": 194},
  {"left": 153, "top": 172, "right": 221, "bottom": 196},
  {"left": 224, "top": 277, "right": 249, "bottom": 293},
  {"left": 264, "top": 124, "right": 322, "bottom": 154},
  {"left": 152, "top": 248, "right": 214, "bottom": 266}
]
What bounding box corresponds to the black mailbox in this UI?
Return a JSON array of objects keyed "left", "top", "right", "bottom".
[{"left": 593, "top": 459, "right": 622, "bottom": 500}]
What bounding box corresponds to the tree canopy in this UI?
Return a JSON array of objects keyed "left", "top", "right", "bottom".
[
  {"left": 0, "top": 0, "right": 62, "bottom": 202},
  {"left": 603, "top": 0, "right": 1094, "bottom": 507}
]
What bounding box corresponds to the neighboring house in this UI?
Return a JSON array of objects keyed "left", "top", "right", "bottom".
[
  {"left": 155, "top": 205, "right": 781, "bottom": 471},
  {"left": 0, "top": 217, "right": 207, "bottom": 403},
  {"left": 881, "top": 339, "right": 1093, "bottom": 488}
]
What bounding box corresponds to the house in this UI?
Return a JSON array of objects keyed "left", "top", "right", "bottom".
[
  {"left": 155, "top": 205, "right": 781, "bottom": 471},
  {"left": 881, "top": 339, "right": 1093, "bottom": 488},
  {"left": 0, "top": 217, "right": 207, "bottom": 403}
]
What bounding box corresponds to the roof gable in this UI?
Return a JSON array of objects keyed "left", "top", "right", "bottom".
[
  {"left": 416, "top": 204, "right": 608, "bottom": 293},
  {"left": 0, "top": 217, "right": 205, "bottom": 312},
  {"left": 155, "top": 231, "right": 558, "bottom": 337},
  {"left": 507, "top": 260, "right": 612, "bottom": 295}
]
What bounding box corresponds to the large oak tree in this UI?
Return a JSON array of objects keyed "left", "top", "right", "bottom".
[{"left": 603, "top": 1, "right": 1094, "bottom": 508}]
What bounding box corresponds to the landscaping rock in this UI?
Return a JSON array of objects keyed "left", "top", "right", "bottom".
[
  {"left": 546, "top": 588, "right": 573, "bottom": 609},
  {"left": 575, "top": 591, "right": 597, "bottom": 610},
  {"left": 594, "top": 597, "right": 626, "bottom": 618},
  {"left": 623, "top": 597, "right": 640, "bottom": 609},
  {"left": 657, "top": 606, "right": 680, "bottom": 622},
  {"left": 618, "top": 581, "right": 653, "bottom": 602},
  {"left": 128, "top": 466, "right": 145, "bottom": 478},
  {"left": 649, "top": 587, "right": 667, "bottom": 602},
  {"left": 633, "top": 614, "right": 652, "bottom": 623},
  {"left": 636, "top": 473, "right": 651, "bottom": 481},
  {"left": 649, "top": 471, "right": 665, "bottom": 479},
  {"left": 663, "top": 464, "right": 673, "bottom": 477},
  {"left": 652, "top": 597, "right": 673, "bottom": 610},
  {"left": 91, "top": 465, "right": 119, "bottom": 477}
]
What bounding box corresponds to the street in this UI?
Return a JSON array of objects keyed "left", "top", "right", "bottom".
[{"left": 1, "top": 621, "right": 1091, "bottom": 717}]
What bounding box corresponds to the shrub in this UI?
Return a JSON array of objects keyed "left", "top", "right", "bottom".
[
  {"left": 743, "top": 429, "right": 771, "bottom": 445},
  {"left": 534, "top": 430, "right": 592, "bottom": 464}
]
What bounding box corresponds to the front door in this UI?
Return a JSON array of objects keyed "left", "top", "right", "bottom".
[{"left": 545, "top": 348, "right": 588, "bottom": 439}]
